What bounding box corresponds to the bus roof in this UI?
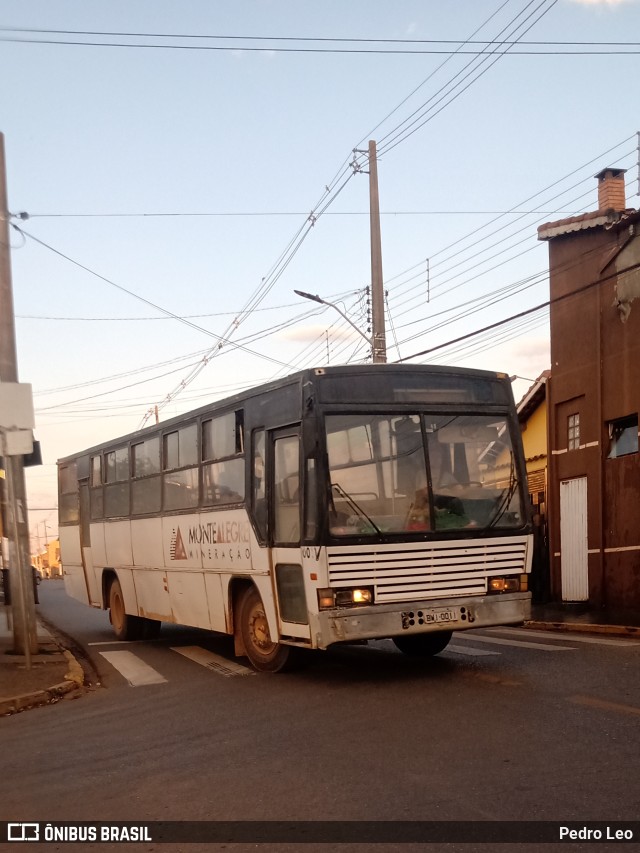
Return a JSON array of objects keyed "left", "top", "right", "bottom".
[{"left": 57, "top": 362, "right": 510, "bottom": 464}]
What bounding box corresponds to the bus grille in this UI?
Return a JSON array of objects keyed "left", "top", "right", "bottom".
[{"left": 326, "top": 536, "right": 530, "bottom": 603}]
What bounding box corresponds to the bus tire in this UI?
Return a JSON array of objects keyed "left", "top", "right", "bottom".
[
  {"left": 108, "top": 577, "right": 144, "bottom": 641},
  {"left": 392, "top": 630, "right": 453, "bottom": 657},
  {"left": 238, "top": 586, "right": 294, "bottom": 673}
]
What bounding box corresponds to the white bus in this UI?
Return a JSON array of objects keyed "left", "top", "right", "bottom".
[{"left": 58, "top": 364, "right": 533, "bottom": 671}]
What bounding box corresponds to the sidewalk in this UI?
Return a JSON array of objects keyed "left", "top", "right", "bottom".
[
  {"left": 528, "top": 601, "right": 640, "bottom": 637},
  {"left": 0, "top": 604, "right": 84, "bottom": 716},
  {"left": 1, "top": 600, "right": 639, "bottom": 717}
]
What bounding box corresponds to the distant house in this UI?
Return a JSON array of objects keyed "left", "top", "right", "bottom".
[
  {"left": 517, "top": 372, "right": 550, "bottom": 602},
  {"left": 517, "top": 371, "right": 550, "bottom": 516},
  {"left": 32, "top": 538, "right": 62, "bottom": 578},
  {"left": 538, "top": 168, "right": 640, "bottom": 613}
]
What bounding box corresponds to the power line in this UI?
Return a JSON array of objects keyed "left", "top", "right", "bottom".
[
  {"left": 377, "top": 0, "right": 560, "bottom": 157},
  {"left": 11, "top": 2, "right": 581, "bottom": 425},
  {"left": 381, "top": 136, "right": 637, "bottom": 304},
  {"left": 1, "top": 28, "right": 637, "bottom": 54},
  {"left": 2, "top": 26, "right": 638, "bottom": 47},
  {"left": 11, "top": 224, "right": 294, "bottom": 371},
  {"left": 141, "top": 1, "right": 563, "bottom": 415},
  {"left": 396, "top": 259, "right": 640, "bottom": 364},
  {"left": 17, "top": 209, "right": 580, "bottom": 219}
]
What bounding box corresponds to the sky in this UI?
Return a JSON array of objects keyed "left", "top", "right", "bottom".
[{"left": 0, "top": 0, "right": 638, "bottom": 551}]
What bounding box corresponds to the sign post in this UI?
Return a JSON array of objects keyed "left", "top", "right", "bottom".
[{"left": 0, "top": 383, "right": 38, "bottom": 663}]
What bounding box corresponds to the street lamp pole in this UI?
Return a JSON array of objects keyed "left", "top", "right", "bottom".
[
  {"left": 295, "top": 140, "right": 388, "bottom": 364},
  {"left": 294, "top": 290, "right": 373, "bottom": 354}
]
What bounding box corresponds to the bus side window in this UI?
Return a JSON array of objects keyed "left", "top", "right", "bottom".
[
  {"left": 59, "top": 462, "right": 80, "bottom": 524},
  {"left": 274, "top": 434, "right": 300, "bottom": 545},
  {"left": 202, "top": 412, "right": 245, "bottom": 506},
  {"left": 252, "top": 430, "right": 267, "bottom": 541}
]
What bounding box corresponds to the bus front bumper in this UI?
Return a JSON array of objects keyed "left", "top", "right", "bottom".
[{"left": 314, "top": 592, "right": 531, "bottom": 650}]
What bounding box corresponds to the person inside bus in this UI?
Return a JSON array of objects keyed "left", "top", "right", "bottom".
[
  {"left": 405, "top": 488, "right": 431, "bottom": 531},
  {"left": 428, "top": 437, "right": 470, "bottom": 527}
]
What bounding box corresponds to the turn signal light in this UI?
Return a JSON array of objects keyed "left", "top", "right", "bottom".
[
  {"left": 489, "top": 577, "right": 520, "bottom": 593},
  {"left": 318, "top": 588, "right": 335, "bottom": 609}
]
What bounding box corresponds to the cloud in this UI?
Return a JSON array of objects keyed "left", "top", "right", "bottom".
[{"left": 278, "top": 324, "right": 363, "bottom": 344}]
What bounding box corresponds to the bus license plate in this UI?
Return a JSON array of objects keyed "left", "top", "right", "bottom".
[
  {"left": 401, "top": 608, "right": 460, "bottom": 630},
  {"left": 423, "top": 607, "right": 458, "bottom": 624}
]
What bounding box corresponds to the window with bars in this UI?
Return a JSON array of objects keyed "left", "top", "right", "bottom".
[{"left": 568, "top": 413, "right": 580, "bottom": 450}]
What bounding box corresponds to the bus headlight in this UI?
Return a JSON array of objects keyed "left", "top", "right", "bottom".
[
  {"left": 317, "top": 587, "right": 374, "bottom": 609},
  {"left": 489, "top": 577, "right": 520, "bottom": 593},
  {"left": 351, "top": 588, "right": 372, "bottom": 604}
]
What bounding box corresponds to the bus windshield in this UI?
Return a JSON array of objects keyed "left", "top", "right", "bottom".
[{"left": 326, "top": 413, "right": 523, "bottom": 536}]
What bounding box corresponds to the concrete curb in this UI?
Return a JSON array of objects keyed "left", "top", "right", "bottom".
[
  {"left": 0, "top": 649, "right": 85, "bottom": 717},
  {"left": 63, "top": 649, "right": 85, "bottom": 687},
  {"left": 524, "top": 620, "right": 640, "bottom": 638}
]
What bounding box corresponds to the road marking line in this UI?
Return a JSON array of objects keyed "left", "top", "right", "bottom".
[
  {"left": 492, "top": 627, "right": 640, "bottom": 646},
  {"left": 453, "top": 633, "right": 575, "bottom": 651},
  {"left": 446, "top": 643, "right": 500, "bottom": 657},
  {"left": 171, "top": 646, "right": 255, "bottom": 677},
  {"left": 569, "top": 695, "right": 640, "bottom": 717},
  {"left": 99, "top": 650, "right": 168, "bottom": 686}
]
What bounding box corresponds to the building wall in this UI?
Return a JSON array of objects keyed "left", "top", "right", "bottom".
[
  {"left": 521, "top": 397, "right": 547, "bottom": 510},
  {"left": 547, "top": 223, "right": 640, "bottom": 610},
  {"left": 520, "top": 394, "right": 549, "bottom": 603},
  {"left": 522, "top": 398, "right": 548, "bottom": 462}
]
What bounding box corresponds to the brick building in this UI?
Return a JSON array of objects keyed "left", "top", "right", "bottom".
[{"left": 538, "top": 168, "right": 640, "bottom": 614}]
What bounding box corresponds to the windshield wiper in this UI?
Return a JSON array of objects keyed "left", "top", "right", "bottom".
[
  {"left": 331, "top": 483, "right": 382, "bottom": 535},
  {"left": 483, "top": 459, "right": 519, "bottom": 532}
]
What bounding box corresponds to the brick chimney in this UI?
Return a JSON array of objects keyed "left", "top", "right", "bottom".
[{"left": 595, "top": 167, "right": 627, "bottom": 212}]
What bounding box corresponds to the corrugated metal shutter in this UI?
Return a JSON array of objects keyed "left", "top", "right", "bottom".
[
  {"left": 560, "top": 477, "right": 589, "bottom": 601},
  {"left": 526, "top": 468, "right": 546, "bottom": 495}
]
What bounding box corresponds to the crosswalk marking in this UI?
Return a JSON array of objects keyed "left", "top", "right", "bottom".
[
  {"left": 453, "top": 633, "right": 575, "bottom": 652},
  {"left": 99, "top": 626, "right": 635, "bottom": 687},
  {"left": 493, "top": 627, "right": 640, "bottom": 647},
  {"left": 446, "top": 643, "right": 500, "bottom": 657},
  {"left": 99, "top": 650, "right": 168, "bottom": 686},
  {"left": 171, "top": 646, "right": 255, "bottom": 677}
]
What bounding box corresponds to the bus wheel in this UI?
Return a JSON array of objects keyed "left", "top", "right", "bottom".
[
  {"left": 393, "top": 630, "right": 453, "bottom": 657},
  {"left": 239, "top": 586, "right": 293, "bottom": 673},
  {"left": 108, "top": 578, "right": 142, "bottom": 641}
]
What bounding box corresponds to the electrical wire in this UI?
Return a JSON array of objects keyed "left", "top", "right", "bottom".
[
  {"left": 396, "top": 259, "right": 640, "bottom": 364},
  {"left": 11, "top": 224, "right": 295, "bottom": 371},
  {"left": 377, "top": 0, "right": 560, "bottom": 157},
  {"left": 382, "top": 135, "right": 637, "bottom": 293},
  {"left": 2, "top": 31, "right": 636, "bottom": 54},
  {"left": 2, "top": 26, "right": 638, "bottom": 48}
]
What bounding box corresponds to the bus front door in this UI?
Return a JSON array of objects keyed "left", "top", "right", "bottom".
[{"left": 270, "top": 428, "right": 310, "bottom": 641}]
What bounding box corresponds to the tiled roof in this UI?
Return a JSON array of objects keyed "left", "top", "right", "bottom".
[
  {"left": 538, "top": 208, "right": 640, "bottom": 241},
  {"left": 517, "top": 370, "right": 550, "bottom": 422}
]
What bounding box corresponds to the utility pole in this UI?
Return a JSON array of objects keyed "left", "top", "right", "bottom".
[
  {"left": 368, "top": 140, "right": 387, "bottom": 364},
  {"left": 0, "top": 132, "right": 39, "bottom": 659}
]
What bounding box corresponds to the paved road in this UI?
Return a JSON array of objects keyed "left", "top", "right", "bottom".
[{"left": 2, "top": 581, "right": 639, "bottom": 852}]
